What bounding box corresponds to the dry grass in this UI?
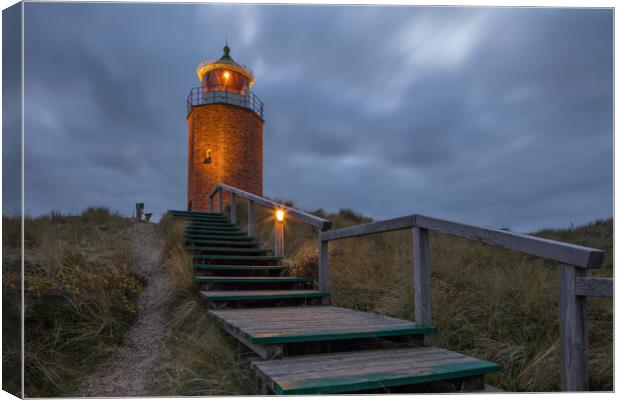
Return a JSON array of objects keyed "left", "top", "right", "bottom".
[
  {"left": 3, "top": 208, "right": 143, "bottom": 397},
  {"left": 282, "top": 214, "right": 613, "bottom": 392},
  {"left": 147, "top": 213, "right": 259, "bottom": 395}
]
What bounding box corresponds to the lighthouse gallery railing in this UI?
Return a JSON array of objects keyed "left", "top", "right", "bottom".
[{"left": 186, "top": 86, "right": 264, "bottom": 118}]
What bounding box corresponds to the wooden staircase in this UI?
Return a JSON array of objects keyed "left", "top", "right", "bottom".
[{"left": 170, "top": 209, "right": 500, "bottom": 394}]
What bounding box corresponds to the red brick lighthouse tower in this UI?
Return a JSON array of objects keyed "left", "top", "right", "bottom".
[{"left": 186, "top": 44, "right": 264, "bottom": 211}]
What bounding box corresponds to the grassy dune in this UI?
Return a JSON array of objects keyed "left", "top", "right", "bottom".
[
  {"left": 231, "top": 199, "right": 613, "bottom": 391},
  {"left": 3, "top": 208, "right": 143, "bottom": 397}
]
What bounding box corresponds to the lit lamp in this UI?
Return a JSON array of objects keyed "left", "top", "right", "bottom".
[
  {"left": 274, "top": 209, "right": 285, "bottom": 257},
  {"left": 275, "top": 209, "right": 285, "bottom": 223}
]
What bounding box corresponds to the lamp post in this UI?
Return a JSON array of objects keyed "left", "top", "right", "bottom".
[{"left": 275, "top": 209, "right": 284, "bottom": 257}]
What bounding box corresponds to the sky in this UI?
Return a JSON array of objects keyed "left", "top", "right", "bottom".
[{"left": 2, "top": 3, "right": 613, "bottom": 232}]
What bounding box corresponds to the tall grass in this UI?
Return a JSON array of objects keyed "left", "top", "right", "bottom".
[
  {"left": 151, "top": 203, "right": 611, "bottom": 393},
  {"left": 148, "top": 214, "right": 259, "bottom": 395},
  {"left": 3, "top": 208, "right": 144, "bottom": 397}
]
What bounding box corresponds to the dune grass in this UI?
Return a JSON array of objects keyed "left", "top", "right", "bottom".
[
  {"left": 147, "top": 214, "right": 259, "bottom": 395},
  {"left": 3, "top": 208, "right": 143, "bottom": 397},
  {"left": 227, "top": 198, "right": 612, "bottom": 391}
]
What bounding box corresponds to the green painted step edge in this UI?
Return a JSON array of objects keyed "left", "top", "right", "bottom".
[
  {"left": 273, "top": 360, "right": 501, "bottom": 395},
  {"left": 186, "top": 227, "right": 242, "bottom": 231},
  {"left": 185, "top": 232, "right": 248, "bottom": 237},
  {"left": 196, "top": 277, "right": 308, "bottom": 283},
  {"left": 193, "top": 255, "right": 282, "bottom": 260},
  {"left": 200, "top": 291, "right": 329, "bottom": 301},
  {"left": 193, "top": 264, "right": 285, "bottom": 270},
  {"left": 186, "top": 247, "right": 272, "bottom": 253},
  {"left": 251, "top": 325, "right": 437, "bottom": 345},
  {"left": 185, "top": 240, "right": 259, "bottom": 246},
  {"left": 185, "top": 236, "right": 255, "bottom": 241}
]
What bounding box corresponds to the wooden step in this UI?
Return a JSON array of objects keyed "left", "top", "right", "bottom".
[
  {"left": 193, "top": 255, "right": 282, "bottom": 262},
  {"left": 186, "top": 226, "right": 242, "bottom": 232},
  {"left": 185, "top": 230, "right": 248, "bottom": 237},
  {"left": 170, "top": 210, "right": 225, "bottom": 217},
  {"left": 185, "top": 239, "right": 260, "bottom": 247},
  {"left": 252, "top": 347, "right": 500, "bottom": 394},
  {"left": 200, "top": 290, "right": 327, "bottom": 302},
  {"left": 209, "top": 306, "right": 435, "bottom": 346},
  {"left": 187, "top": 246, "right": 272, "bottom": 254},
  {"left": 186, "top": 234, "right": 255, "bottom": 241},
  {"left": 194, "top": 264, "right": 286, "bottom": 271},
  {"left": 197, "top": 276, "right": 308, "bottom": 284}
]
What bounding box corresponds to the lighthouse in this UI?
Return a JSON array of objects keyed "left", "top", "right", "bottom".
[{"left": 186, "top": 44, "right": 264, "bottom": 211}]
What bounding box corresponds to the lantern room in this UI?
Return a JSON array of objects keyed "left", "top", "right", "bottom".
[{"left": 196, "top": 44, "right": 255, "bottom": 96}]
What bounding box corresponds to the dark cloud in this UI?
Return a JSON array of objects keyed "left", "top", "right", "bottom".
[{"left": 10, "top": 4, "right": 612, "bottom": 232}]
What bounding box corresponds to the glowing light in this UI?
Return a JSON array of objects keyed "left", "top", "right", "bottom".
[
  {"left": 275, "top": 209, "right": 285, "bottom": 222},
  {"left": 223, "top": 71, "right": 231, "bottom": 80}
]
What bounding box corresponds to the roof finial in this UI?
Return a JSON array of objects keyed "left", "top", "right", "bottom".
[{"left": 223, "top": 37, "right": 230, "bottom": 57}]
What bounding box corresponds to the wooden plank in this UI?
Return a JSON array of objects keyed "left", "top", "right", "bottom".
[
  {"left": 576, "top": 277, "right": 613, "bottom": 298},
  {"left": 196, "top": 276, "right": 307, "bottom": 283},
  {"left": 251, "top": 347, "right": 500, "bottom": 395},
  {"left": 210, "top": 183, "right": 331, "bottom": 229},
  {"left": 320, "top": 215, "right": 415, "bottom": 242},
  {"left": 558, "top": 264, "right": 588, "bottom": 391},
  {"left": 193, "top": 264, "right": 285, "bottom": 271},
  {"left": 210, "top": 306, "right": 435, "bottom": 345},
  {"left": 415, "top": 215, "right": 604, "bottom": 269},
  {"left": 275, "top": 221, "right": 284, "bottom": 257},
  {"left": 230, "top": 192, "right": 237, "bottom": 225},
  {"left": 209, "top": 310, "right": 282, "bottom": 359},
  {"left": 200, "top": 290, "right": 328, "bottom": 301},
  {"left": 248, "top": 200, "right": 255, "bottom": 237},
  {"left": 319, "top": 234, "right": 329, "bottom": 293},
  {"left": 413, "top": 227, "right": 432, "bottom": 328}
]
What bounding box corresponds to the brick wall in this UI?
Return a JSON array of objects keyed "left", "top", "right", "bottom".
[{"left": 187, "top": 103, "right": 264, "bottom": 211}]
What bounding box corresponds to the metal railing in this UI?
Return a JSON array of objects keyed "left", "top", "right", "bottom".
[
  {"left": 186, "top": 86, "right": 264, "bottom": 118},
  {"left": 319, "top": 214, "right": 611, "bottom": 392}
]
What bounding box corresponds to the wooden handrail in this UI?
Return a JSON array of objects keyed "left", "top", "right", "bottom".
[
  {"left": 321, "top": 214, "right": 604, "bottom": 269},
  {"left": 319, "top": 212, "right": 609, "bottom": 392},
  {"left": 209, "top": 183, "right": 331, "bottom": 230}
]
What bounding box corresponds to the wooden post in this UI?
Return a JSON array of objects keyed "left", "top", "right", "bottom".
[
  {"left": 218, "top": 188, "right": 223, "bottom": 213},
  {"left": 274, "top": 220, "right": 284, "bottom": 257},
  {"left": 247, "top": 200, "right": 255, "bottom": 237},
  {"left": 209, "top": 197, "right": 214, "bottom": 213},
  {"left": 559, "top": 263, "right": 588, "bottom": 391},
  {"left": 230, "top": 193, "right": 237, "bottom": 225},
  {"left": 413, "top": 227, "right": 432, "bottom": 327},
  {"left": 319, "top": 233, "right": 329, "bottom": 293}
]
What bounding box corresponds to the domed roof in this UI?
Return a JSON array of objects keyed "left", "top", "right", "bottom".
[{"left": 196, "top": 45, "right": 255, "bottom": 87}]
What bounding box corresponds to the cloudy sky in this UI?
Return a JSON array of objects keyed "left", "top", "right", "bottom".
[{"left": 3, "top": 3, "right": 613, "bottom": 232}]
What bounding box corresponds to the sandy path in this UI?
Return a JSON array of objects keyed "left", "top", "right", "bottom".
[{"left": 74, "top": 222, "right": 170, "bottom": 397}]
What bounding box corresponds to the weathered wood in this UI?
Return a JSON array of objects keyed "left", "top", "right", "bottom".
[
  {"left": 275, "top": 220, "right": 284, "bottom": 257},
  {"left": 319, "top": 233, "right": 329, "bottom": 293},
  {"left": 218, "top": 188, "right": 223, "bottom": 213},
  {"left": 251, "top": 347, "right": 500, "bottom": 395},
  {"left": 415, "top": 215, "right": 604, "bottom": 269},
  {"left": 576, "top": 277, "right": 613, "bottom": 298},
  {"left": 211, "top": 183, "right": 331, "bottom": 229},
  {"left": 247, "top": 200, "right": 255, "bottom": 237},
  {"left": 210, "top": 306, "right": 434, "bottom": 345},
  {"left": 320, "top": 215, "right": 415, "bottom": 242},
  {"left": 230, "top": 192, "right": 237, "bottom": 224},
  {"left": 559, "top": 263, "right": 588, "bottom": 391},
  {"left": 413, "top": 227, "right": 432, "bottom": 329}
]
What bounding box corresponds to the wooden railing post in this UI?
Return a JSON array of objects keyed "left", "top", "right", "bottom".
[
  {"left": 319, "top": 232, "right": 329, "bottom": 293},
  {"left": 247, "top": 200, "right": 255, "bottom": 237},
  {"left": 274, "top": 220, "right": 284, "bottom": 257},
  {"left": 230, "top": 193, "right": 237, "bottom": 224},
  {"left": 559, "top": 263, "right": 588, "bottom": 391},
  {"left": 413, "top": 227, "right": 432, "bottom": 327},
  {"left": 218, "top": 188, "right": 223, "bottom": 213}
]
